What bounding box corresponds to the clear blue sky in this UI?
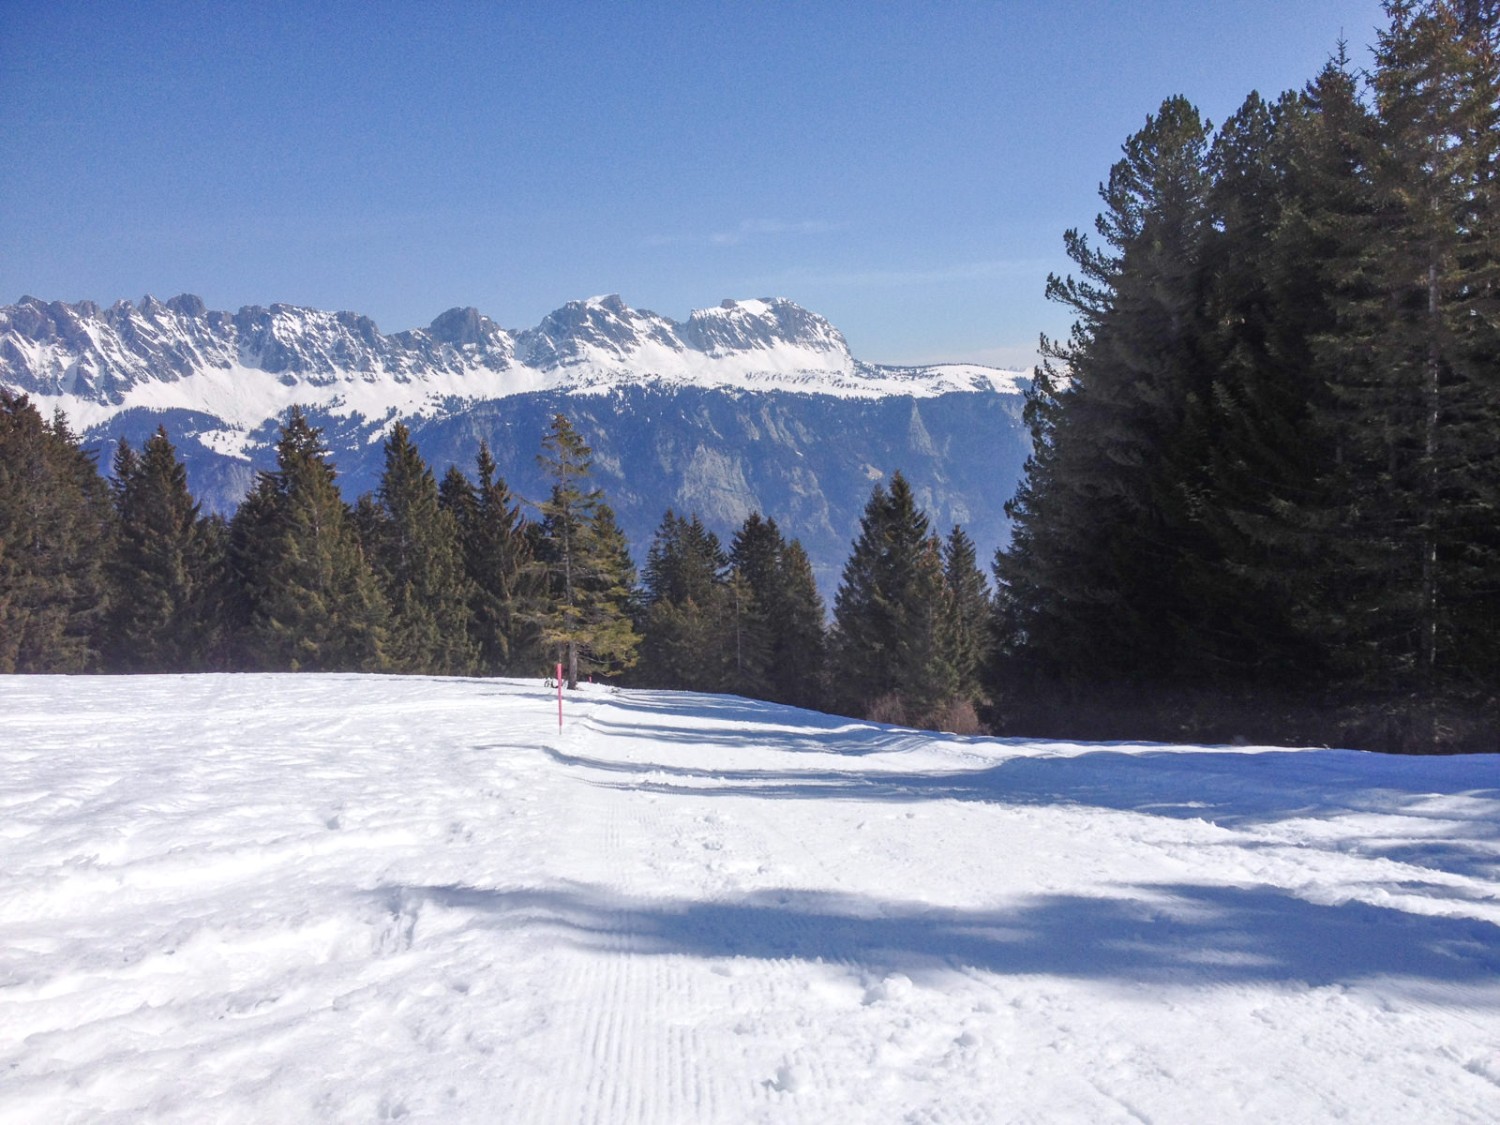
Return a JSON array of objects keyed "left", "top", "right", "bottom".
[{"left": 2, "top": 1, "right": 1390, "bottom": 369}]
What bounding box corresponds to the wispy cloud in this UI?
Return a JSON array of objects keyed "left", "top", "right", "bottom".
[
  {"left": 773, "top": 258, "right": 1050, "bottom": 288},
  {"left": 643, "top": 218, "right": 843, "bottom": 249},
  {"left": 709, "top": 218, "right": 843, "bottom": 246}
]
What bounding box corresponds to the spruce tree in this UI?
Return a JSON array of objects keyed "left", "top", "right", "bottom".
[
  {"left": 995, "top": 96, "right": 1217, "bottom": 695},
  {"left": 942, "top": 525, "right": 992, "bottom": 704},
  {"left": 773, "top": 539, "right": 828, "bottom": 710},
  {"left": 1354, "top": 0, "right": 1500, "bottom": 695},
  {"left": 440, "top": 445, "right": 540, "bottom": 675},
  {"left": 0, "top": 392, "right": 112, "bottom": 672},
  {"left": 830, "top": 472, "right": 938, "bottom": 721},
  {"left": 532, "top": 414, "right": 640, "bottom": 686},
  {"left": 728, "top": 513, "right": 826, "bottom": 708},
  {"left": 231, "top": 407, "right": 389, "bottom": 671},
  {"left": 102, "top": 427, "right": 216, "bottom": 671},
  {"left": 364, "top": 422, "right": 477, "bottom": 674},
  {"left": 641, "top": 510, "right": 719, "bottom": 691}
]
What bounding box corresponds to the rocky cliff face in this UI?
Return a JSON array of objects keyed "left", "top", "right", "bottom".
[{"left": 1, "top": 293, "right": 1032, "bottom": 592}]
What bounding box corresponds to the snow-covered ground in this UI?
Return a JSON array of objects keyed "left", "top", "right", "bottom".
[{"left": 2, "top": 675, "right": 1497, "bottom": 1123}]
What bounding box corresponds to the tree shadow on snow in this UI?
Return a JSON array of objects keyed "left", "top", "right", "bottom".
[
  {"left": 532, "top": 745, "right": 1500, "bottom": 882},
  {"left": 372, "top": 880, "right": 1500, "bottom": 999}
]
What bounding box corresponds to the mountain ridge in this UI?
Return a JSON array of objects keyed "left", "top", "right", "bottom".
[
  {"left": 1, "top": 294, "right": 1026, "bottom": 441},
  {"left": 0, "top": 292, "right": 1033, "bottom": 593}
]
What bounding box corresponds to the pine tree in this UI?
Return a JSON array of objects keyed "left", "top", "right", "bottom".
[
  {"left": 942, "top": 525, "right": 992, "bottom": 703},
  {"left": 1361, "top": 0, "right": 1500, "bottom": 694},
  {"left": 641, "top": 510, "right": 724, "bottom": 691},
  {"left": 774, "top": 539, "right": 828, "bottom": 710},
  {"left": 532, "top": 414, "right": 640, "bottom": 686},
  {"left": 0, "top": 392, "right": 113, "bottom": 672},
  {"left": 830, "top": 472, "right": 942, "bottom": 721},
  {"left": 892, "top": 535, "right": 961, "bottom": 728},
  {"left": 995, "top": 96, "right": 1217, "bottom": 696},
  {"left": 230, "top": 407, "right": 388, "bottom": 671},
  {"left": 363, "top": 422, "right": 477, "bottom": 674},
  {"left": 724, "top": 513, "right": 828, "bottom": 708},
  {"left": 440, "top": 444, "right": 540, "bottom": 675},
  {"left": 102, "top": 427, "right": 216, "bottom": 671},
  {"left": 717, "top": 565, "right": 773, "bottom": 698}
]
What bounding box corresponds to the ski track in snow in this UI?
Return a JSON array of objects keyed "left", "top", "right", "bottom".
[{"left": 1, "top": 675, "right": 1497, "bottom": 1123}]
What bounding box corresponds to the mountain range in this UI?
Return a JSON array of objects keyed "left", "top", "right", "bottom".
[{"left": 0, "top": 293, "right": 1033, "bottom": 592}]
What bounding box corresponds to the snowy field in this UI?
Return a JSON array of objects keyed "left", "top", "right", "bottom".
[{"left": 2, "top": 675, "right": 1498, "bottom": 1123}]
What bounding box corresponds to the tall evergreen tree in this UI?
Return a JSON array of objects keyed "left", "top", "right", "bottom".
[
  {"left": 363, "top": 422, "right": 477, "bottom": 674},
  {"left": 1336, "top": 0, "right": 1500, "bottom": 695},
  {"left": 532, "top": 414, "right": 639, "bottom": 686},
  {"left": 440, "top": 443, "right": 539, "bottom": 675},
  {"left": 640, "top": 510, "right": 729, "bottom": 692},
  {"left": 831, "top": 472, "right": 950, "bottom": 722},
  {"left": 942, "top": 525, "right": 992, "bottom": 704},
  {"left": 230, "top": 407, "right": 388, "bottom": 671},
  {"left": 0, "top": 392, "right": 112, "bottom": 672},
  {"left": 102, "top": 427, "right": 216, "bottom": 671},
  {"left": 728, "top": 513, "right": 826, "bottom": 708},
  {"left": 891, "top": 534, "right": 961, "bottom": 727},
  {"left": 773, "top": 539, "right": 829, "bottom": 710},
  {"left": 996, "top": 96, "right": 1218, "bottom": 692}
]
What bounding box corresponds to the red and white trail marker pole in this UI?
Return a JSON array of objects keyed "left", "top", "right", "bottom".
[{"left": 556, "top": 662, "right": 564, "bottom": 731}]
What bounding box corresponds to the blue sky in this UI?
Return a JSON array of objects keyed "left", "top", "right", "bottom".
[{"left": 2, "top": 1, "right": 1390, "bottom": 369}]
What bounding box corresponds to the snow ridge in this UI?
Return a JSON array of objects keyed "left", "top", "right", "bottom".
[{"left": 0, "top": 294, "right": 1030, "bottom": 437}]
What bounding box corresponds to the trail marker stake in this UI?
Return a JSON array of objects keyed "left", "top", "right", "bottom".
[{"left": 556, "top": 662, "right": 564, "bottom": 730}]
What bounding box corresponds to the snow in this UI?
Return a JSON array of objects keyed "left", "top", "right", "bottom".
[
  {"left": 3, "top": 674, "right": 1496, "bottom": 1123},
  {"left": 4, "top": 296, "right": 1032, "bottom": 448}
]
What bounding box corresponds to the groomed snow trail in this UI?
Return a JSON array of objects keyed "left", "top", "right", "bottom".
[{"left": 1, "top": 675, "right": 1497, "bottom": 1123}]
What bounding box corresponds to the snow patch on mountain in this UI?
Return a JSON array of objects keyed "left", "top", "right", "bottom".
[{"left": 0, "top": 294, "right": 1030, "bottom": 454}]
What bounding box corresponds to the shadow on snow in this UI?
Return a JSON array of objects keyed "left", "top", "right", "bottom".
[{"left": 372, "top": 880, "right": 1500, "bottom": 998}]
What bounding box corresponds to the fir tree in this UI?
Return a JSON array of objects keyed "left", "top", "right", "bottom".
[
  {"left": 0, "top": 392, "right": 112, "bottom": 672},
  {"left": 364, "top": 422, "right": 477, "bottom": 674},
  {"left": 995, "top": 96, "right": 1217, "bottom": 692},
  {"left": 230, "top": 407, "right": 388, "bottom": 671},
  {"left": 773, "top": 539, "right": 828, "bottom": 710},
  {"left": 729, "top": 513, "right": 825, "bottom": 708},
  {"left": 532, "top": 414, "right": 639, "bottom": 686},
  {"left": 102, "top": 427, "right": 216, "bottom": 671},
  {"left": 641, "top": 510, "right": 718, "bottom": 691},
  {"left": 439, "top": 444, "right": 540, "bottom": 674},
  {"left": 830, "top": 472, "right": 942, "bottom": 722},
  {"left": 941, "top": 525, "right": 992, "bottom": 704}
]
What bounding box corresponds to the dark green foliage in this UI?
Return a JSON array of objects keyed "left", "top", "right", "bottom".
[
  {"left": 997, "top": 95, "right": 1217, "bottom": 687},
  {"left": 0, "top": 392, "right": 113, "bottom": 672},
  {"left": 102, "top": 427, "right": 219, "bottom": 671},
  {"left": 362, "top": 423, "right": 477, "bottom": 674},
  {"left": 992, "top": 2, "right": 1500, "bottom": 750},
  {"left": 831, "top": 473, "right": 975, "bottom": 728},
  {"left": 532, "top": 414, "right": 640, "bottom": 686},
  {"left": 729, "top": 514, "right": 825, "bottom": 709},
  {"left": 229, "top": 407, "right": 389, "bottom": 672},
  {"left": 942, "top": 525, "right": 992, "bottom": 703},
  {"left": 640, "top": 510, "right": 732, "bottom": 692},
  {"left": 776, "top": 542, "right": 829, "bottom": 710},
  {"left": 439, "top": 444, "right": 541, "bottom": 675}
]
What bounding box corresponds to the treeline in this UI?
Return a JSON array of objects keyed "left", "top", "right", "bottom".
[
  {"left": 990, "top": 1, "right": 1499, "bottom": 752},
  {"left": 0, "top": 397, "right": 639, "bottom": 684},
  {"left": 0, "top": 391, "right": 993, "bottom": 730}
]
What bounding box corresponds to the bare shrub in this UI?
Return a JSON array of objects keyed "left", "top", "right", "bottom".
[
  {"left": 865, "top": 693, "right": 909, "bottom": 727},
  {"left": 933, "top": 696, "right": 985, "bottom": 735}
]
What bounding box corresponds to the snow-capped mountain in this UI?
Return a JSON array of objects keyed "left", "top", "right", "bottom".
[
  {"left": 2, "top": 293, "right": 1022, "bottom": 433},
  {"left": 0, "top": 293, "right": 1033, "bottom": 590}
]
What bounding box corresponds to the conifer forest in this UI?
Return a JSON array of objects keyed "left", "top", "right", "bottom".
[{"left": 2, "top": 2, "right": 1496, "bottom": 752}]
